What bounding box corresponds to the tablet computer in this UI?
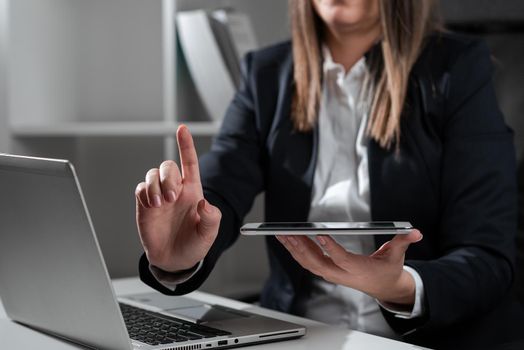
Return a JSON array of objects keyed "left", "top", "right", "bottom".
[{"left": 240, "top": 222, "right": 413, "bottom": 235}]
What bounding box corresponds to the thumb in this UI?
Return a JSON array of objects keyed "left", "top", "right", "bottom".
[
  {"left": 388, "top": 229, "right": 423, "bottom": 257},
  {"left": 373, "top": 229, "right": 423, "bottom": 260},
  {"left": 196, "top": 199, "right": 221, "bottom": 241}
]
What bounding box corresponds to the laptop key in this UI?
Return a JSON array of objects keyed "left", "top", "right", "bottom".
[
  {"left": 120, "top": 303, "right": 230, "bottom": 345},
  {"left": 175, "top": 335, "right": 189, "bottom": 342},
  {"left": 194, "top": 332, "right": 219, "bottom": 339}
]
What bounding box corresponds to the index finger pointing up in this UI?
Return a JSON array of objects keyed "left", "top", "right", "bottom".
[{"left": 177, "top": 125, "right": 201, "bottom": 183}]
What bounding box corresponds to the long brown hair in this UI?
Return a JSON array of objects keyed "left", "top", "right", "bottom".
[{"left": 290, "top": 0, "right": 441, "bottom": 148}]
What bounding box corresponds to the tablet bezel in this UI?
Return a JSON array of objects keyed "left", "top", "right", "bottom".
[{"left": 240, "top": 221, "right": 413, "bottom": 235}]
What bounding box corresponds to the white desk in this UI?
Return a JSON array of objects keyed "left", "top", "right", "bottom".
[{"left": 0, "top": 277, "right": 429, "bottom": 350}]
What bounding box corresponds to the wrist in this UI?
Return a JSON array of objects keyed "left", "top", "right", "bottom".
[
  {"left": 379, "top": 269, "right": 416, "bottom": 307},
  {"left": 146, "top": 250, "right": 196, "bottom": 273},
  {"left": 149, "top": 260, "right": 204, "bottom": 288}
]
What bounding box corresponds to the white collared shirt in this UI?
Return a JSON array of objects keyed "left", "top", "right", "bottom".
[{"left": 300, "top": 47, "right": 424, "bottom": 339}]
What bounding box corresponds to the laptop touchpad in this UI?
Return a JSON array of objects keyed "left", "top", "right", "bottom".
[{"left": 166, "top": 304, "right": 249, "bottom": 324}]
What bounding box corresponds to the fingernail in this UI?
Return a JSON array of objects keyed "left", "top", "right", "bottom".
[
  {"left": 288, "top": 236, "right": 298, "bottom": 247},
  {"left": 180, "top": 125, "right": 188, "bottom": 137},
  {"left": 153, "top": 195, "right": 162, "bottom": 208},
  {"left": 167, "top": 190, "right": 176, "bottom": 202},
  {"left": 317, "top": 236, "right": 327, "bottom": 246}
]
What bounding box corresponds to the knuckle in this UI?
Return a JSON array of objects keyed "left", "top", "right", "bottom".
[
  {"left": 160, "top": 160, "right": 177, "bottom": 168},
  {"left": 159, "top": 174, "right": 174, "bottom": 186},
  {"left": 145, "top": 177, "right": 158, "bottom": 188},
  {"left": 135, "top": 182, "right": 146, "bottom": 195},
  {"left": 146, "top": 184, "right": 160, "bottom": 196},
  {"left": 145, "top": 168, "right": 159, "bottom": 179},
  {"left": 160, "top": 164, "right": 182, "bottom": 185}
]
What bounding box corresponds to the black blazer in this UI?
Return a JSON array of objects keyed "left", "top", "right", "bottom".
[{"left": 140, "top": 32, "right": 523, "bottom": 349}]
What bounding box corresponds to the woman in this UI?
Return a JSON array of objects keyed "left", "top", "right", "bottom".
[{"left": 135, "top": 0, "right": 522, "bottom": 348}]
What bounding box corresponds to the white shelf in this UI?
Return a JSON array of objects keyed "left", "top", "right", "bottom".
[{"left": 10, "top": 121, "right": 221, "bottom": 137}]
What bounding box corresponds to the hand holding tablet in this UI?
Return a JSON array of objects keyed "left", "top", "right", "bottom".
[{"left": 240, "top": 221, "right": 413, "bottom": 236}]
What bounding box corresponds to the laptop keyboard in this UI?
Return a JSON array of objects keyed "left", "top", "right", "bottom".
[{"left": 119, "top": 303, "right": 231, "bottom": 346}]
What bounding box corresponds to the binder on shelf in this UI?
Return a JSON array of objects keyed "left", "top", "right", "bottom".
[{"left": 176, "top": 9, "right": 258, "bottom": 122}]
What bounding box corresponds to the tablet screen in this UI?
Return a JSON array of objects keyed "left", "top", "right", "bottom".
[
  {"left": 257, "top": 222, "right": 398, "bottom": 230},
  {"left": 259, "top": 223, "right": 318, "bottom": 229}
]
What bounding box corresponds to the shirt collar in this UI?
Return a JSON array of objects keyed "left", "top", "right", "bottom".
[{"left": 322, "top": 44, "right": 367, "bottom": 82}]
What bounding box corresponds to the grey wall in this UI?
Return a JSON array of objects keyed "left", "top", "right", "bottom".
[
  {"left": 441, "top": 0, "right": 524, "bottom": 23},
  {"left": 75, "top": 0, "right": 164, "bottom": 123}
]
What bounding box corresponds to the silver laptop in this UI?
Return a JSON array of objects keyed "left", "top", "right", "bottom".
[{"left": 0, "top": 154, "right": 306, "bottom": 350}]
